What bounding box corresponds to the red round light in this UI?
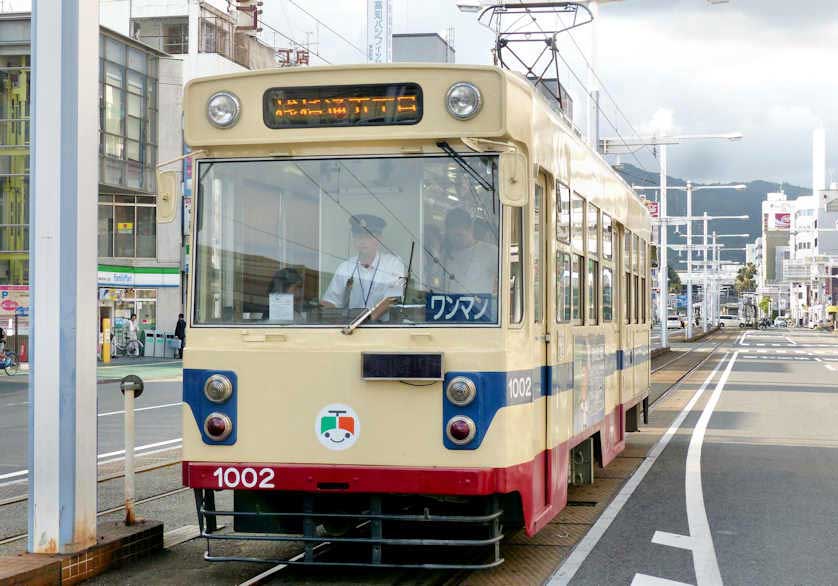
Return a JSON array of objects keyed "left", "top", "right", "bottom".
[
  {"left": 206, "top": 416, "right": 227, "bottom": 437},
  {"left": 204, "top": 412, "right": 232, "bottom": 441},
  {"left": 449, "top": 419, "right": 471, "bottom": 441}
]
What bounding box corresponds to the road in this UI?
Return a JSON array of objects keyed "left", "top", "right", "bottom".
[
  {"left": 0, "top": 370, "right": 182, "bottom": 481},
  {"left": 551, "top": 328, "right": 838, "bottom": 585}
]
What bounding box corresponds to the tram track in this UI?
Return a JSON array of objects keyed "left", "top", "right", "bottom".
[{"left": 650, "top": 330, "right": 722, "bottom": 375}]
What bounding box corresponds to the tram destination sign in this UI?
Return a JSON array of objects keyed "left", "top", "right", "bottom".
[{"left": 263, "top": 83, "right": 422, "bottom": 129}]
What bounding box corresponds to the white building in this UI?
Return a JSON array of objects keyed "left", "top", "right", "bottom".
[{"left": 756, "top": 192, "right": 792, "bottom": 317}]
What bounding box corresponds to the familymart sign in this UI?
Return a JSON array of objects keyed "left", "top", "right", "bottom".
[{"left": 97, "top": 265, "right": 179, "bottom": 288}]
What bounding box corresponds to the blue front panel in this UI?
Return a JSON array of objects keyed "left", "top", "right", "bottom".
[{"left": 183, "top": 368, "right": 238, "bottom": 445}]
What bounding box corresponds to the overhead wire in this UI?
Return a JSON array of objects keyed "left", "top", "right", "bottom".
[
  {"left": 515, "top": 2, "right": 660, "bottom": 175},
  {"left": 256, "top": 15, "right": 333, "bottom": 65},
  {"left": 284, "top": 0, "right": 366, "bottom": 57}
]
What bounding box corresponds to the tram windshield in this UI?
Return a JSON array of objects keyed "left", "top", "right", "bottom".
[{"left": 193, "top": 155, "right": 500, "bottom": 327}]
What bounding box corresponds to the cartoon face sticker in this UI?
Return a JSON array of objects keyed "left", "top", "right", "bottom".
[{"left": 315, "top": 404, "right": 360, "bottom": 451}]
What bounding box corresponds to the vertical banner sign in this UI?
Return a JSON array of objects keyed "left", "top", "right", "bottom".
[{"left": 366, "top": 0, "right": 392, "bottom": 63}]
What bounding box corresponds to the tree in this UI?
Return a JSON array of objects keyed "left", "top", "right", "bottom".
[
  {"left": 734, "top": 263, "right": 757, "bottom": 294},
  {"left": 758, "top": 296, "right": 771, "bottom": 316},
  {"left": 667, "top": 265, "right": 682, "bottom": 294}
]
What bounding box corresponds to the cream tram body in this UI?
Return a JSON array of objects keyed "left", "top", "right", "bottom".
[{"left": 179, "top": 64, "right": 652, "bottom": 567}]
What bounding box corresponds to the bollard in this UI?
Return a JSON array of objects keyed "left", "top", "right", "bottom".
[
  {"left": 120, "top": 375, "right": 144, "bottom": 525},
  {"left": 102, "top": 318, "right": 111, "bottom": 364}
]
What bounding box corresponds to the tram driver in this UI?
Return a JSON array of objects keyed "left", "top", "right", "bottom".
[
  {"left": 321, "top": 214, "right": 406, "bottom": 310},
  {"left": 441, "top": 208, "right": 498, "bottom": 295}
]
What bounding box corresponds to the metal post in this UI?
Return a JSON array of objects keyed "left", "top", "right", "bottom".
[
  {"left": 124, "top": 387, "right": 136, "bottom": 525},
  {"left": 713, "top": 232, "right": 719, "bottom": 325},
  {"left": 702, "top": 212, "right": 709, "bottom": 333},
  {"left": 686, "top": 182, "right": 693, "bottom": 339},
  {"left": 658, "top": 145, "right": 668, "bottom": 347},
  {"left": 29, "top": 0, "right": 98, "bottom": 554}
]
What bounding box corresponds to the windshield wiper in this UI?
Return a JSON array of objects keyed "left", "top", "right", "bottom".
[
  {"left": 436, "top": 141, "right": 494, "bottom": 192},
  {"left": 341, "top": 296, "right": 399, "bottom": 335}
]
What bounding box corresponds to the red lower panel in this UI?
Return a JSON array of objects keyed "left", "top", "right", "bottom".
[{"left": 183, "top": 407, "right": 626, "bottom": 536}]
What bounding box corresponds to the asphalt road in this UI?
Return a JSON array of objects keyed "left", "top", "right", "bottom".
[
  {"left": 0, "top": 375, "right": 182, "bottom": 477},
  {"left": 551, "top": 328, "right": 838, "bottom": 585}
]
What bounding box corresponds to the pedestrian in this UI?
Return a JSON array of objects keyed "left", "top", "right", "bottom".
[
  {"left": 126, "top": 313, "right": 141, "bottom": 357},
  {"left": 175, "top": 313, "right": 186, "bottom": 359}
]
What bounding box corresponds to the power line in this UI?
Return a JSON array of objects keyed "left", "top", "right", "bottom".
[
  {"left": 284, "top": 0, "right": 366, "bottom": 57},
  {"left": 256, "top": 16, "right": 333, "bottom": 65}
]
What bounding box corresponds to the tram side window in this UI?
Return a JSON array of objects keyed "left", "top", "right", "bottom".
[
  {"left": 571, "top": 193, "right": 585, "bottom": 252},
  {"left": 510, "top": 207, "right": 525, "bottom": 325},
  {"left": 557, "top": 180, "right": 570, "bottom": 243},
  {"left": 625, "top": 271, "right": 632, "bottom": 325},
  {"left": 602, "top": 213, "right": 613, "bottom": 261},
  {"left": 634, "top": 275, "right": 640, "bottom": 323},
  {"left": 556, "top": 252, "right": 571, "bottom": 322},
  {"left": 624, "top": 229, "right": 631, "bottom": 325},
  {"left": 587, "top": 259, "right": 599, "bottom": 324},
  {"left": 603, "top": 267, "right": 613, "bottom": 321},
  {"left": 588, "top": 204, "right": 600, "bottom": 258},
  {"left": 571, "top": 254, "right": 583, "bottom": 322},
  {"left": 641, "top": 276, "right": 647, "bottom": 323}
]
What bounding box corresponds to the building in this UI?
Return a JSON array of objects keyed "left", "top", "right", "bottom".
[
  {"left": 393, "top": 33, "right": 455, "bottom": 64},
  {"left": 755, "top": 192, "right": 791, "bottom": 317}
]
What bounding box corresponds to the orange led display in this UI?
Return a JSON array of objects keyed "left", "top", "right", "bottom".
[{"left": 263, "top": 83, "right": 422, "bottom": 128}]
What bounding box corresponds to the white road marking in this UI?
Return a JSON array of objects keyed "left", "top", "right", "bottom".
[
  {"left": 785, "top": 336, "right": 797, "bottom": 346},
  {"left": 631, "top": 574, "right": 693, "bottom": 586},
  {"left": 0, "top": 437, "right": 183, "bottom": 487},
  {"left": 681, "top": 352, "right": 737, "bottom": 585},
  {"left": 547, "top": 353, "right": 730, "bottom": 586},
  {"left": 2, "top": 401, "right": 29, "bottom": 408},
  {"left": 98, "top": 401, "right": 182, "bottom": 417},
  {"left": 652, "top": 531, "right": 694, "bottom": 550}
]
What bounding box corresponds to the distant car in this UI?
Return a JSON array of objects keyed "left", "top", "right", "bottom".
[
  {"left": 718, "top": 315, "right": 741, "bottom": 328},
  {"left": 773, "top": 317, "right": 788, "bottom": 328},
  {"left": 666, "top": 316, "right": 684, "bottom": 330}
]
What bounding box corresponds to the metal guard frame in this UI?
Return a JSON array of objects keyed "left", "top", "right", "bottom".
[{"left": 194, "top": 489, "right": 505, "bottom": 569}]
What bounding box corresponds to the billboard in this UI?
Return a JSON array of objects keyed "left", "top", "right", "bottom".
[
  {"left": 769, "top": 212, "right": 791, "bottom": 230},
  {"left": 366, "top": 0, "right": 392, "bottom": 63},
  {"left": 643, "top": 199, "right": 659, "bottom": 218}
]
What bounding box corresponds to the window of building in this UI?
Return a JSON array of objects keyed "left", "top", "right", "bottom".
[
  {"left": 587, "top": 259, "right": 599, "bottom": 324},
  {"left": 98, "top": 194, "right": 156, "bottom": 259},
  {"left": 99, "top": 33, "right": 158, "bottom": 194},
  {"left": 572, "top": 254, "right": 583, "bottom": 321},
  {"left": 603, "top": 267, "right": 613, "bottom": 321},
  {"left": 571, "top": 193, "right": 585, "bottom": 252}
]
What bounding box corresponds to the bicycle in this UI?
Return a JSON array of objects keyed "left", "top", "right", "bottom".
[
  {"left": 1, "top": 350, "right": 18, "bottom": 376},
  {"left": 111, "top": 335, "right": 143, "bottom": 358}
]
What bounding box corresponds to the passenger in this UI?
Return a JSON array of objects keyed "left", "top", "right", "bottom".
[
  {"left": 442, "top": 208, "right": 498, "bottom": 295},
  {"left": 321, "top": 214, "right": 405, "bottom": 309}
]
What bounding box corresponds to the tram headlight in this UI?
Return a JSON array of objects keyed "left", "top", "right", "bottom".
[
  {"left": 445, "top": 82, "right": 482, "bottom": 120},
  {"left": 204, "top": 374, "right": 233, "bottom": 403},
  {"left": 446, "top": 415, "right": 477, "bottom": 445},
  {"left": 206, "top": 91, "right": 241, "bottom": 128},
  {"left": 446, "top": 376, "right": 477, "bottom": 406},
  {"left": 204, "top": 412, "right": 233, "bottom": 441}
]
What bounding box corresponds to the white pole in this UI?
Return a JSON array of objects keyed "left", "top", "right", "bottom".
[
  {"left": 587, "top": 0, "right": 600, "bottom": 149},
  {"left": 686, "top": 182, "right": 693, "bottom": 339},
  {"left": 659, "top": 145, "right": 668, "bottom": 347},
  {"left": 712, "top": 231, "right": 718, "bottom": 325},
  {"left": 29, "top": 0, "right": 98, "bottom": 553},
  {"left": 702, "top": 212, "right": 709, "bottom": 333},
  {"left": 124, "top": 387, "right": 136, "bottom": 525}
]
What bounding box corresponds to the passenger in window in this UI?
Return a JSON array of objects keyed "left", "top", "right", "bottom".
[
  {"left": 268, "top": 267, "right": 305, "bottom": 320},
  {"left": 321, "top": 214, "right": 406, "bottom": 309},
  {"left": 442, "top": 208, "right": 498, "bottom": 295}
]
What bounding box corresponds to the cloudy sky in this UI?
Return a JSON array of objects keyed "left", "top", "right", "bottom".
[{"left": 259, "top": 0, "right": 838, "bottom": 189}]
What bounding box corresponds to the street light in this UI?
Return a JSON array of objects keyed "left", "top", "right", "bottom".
[{"left": 633, "top": 179, "right": 747, "bottom": 339}]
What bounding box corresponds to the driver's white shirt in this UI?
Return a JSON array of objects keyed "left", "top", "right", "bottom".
[{"left": 322, "top": 252, "right": 405, "bottom": 309}]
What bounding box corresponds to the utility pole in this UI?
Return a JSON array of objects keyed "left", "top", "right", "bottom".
[
  {"left": 686, "top": 181, "right": 693, "bottom": 338},
  {"left": 658, "top": 145, "right": 668, "bottom": 347},
  {"left": 703, "top": 212, "right": 709, "bottom": 332},
  {"left": 29, "top": 0, "right": 99, "bottom": 553}
]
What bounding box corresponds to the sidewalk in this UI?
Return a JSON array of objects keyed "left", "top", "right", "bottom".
[{"left": 12, "top": 357, "right": 183, "bottom": 383}]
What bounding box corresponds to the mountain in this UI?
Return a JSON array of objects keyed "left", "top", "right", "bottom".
[{"left": 613, "top": 164, "right": 809, "bottom": 266}]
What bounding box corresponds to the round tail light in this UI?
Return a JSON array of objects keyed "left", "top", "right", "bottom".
[
  {"left": 204, "top": 412, "right": 233, "bottom": 441},
  {"left": 446, "top": 376, "right": 477, "bottom": 406},
  {"left": 446, "top": 416, "right": 476, "bottom": 445}
]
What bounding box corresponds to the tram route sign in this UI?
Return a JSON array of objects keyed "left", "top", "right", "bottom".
[
  {"left": 425, "top": 293, "right": 495, "bottom": 323},
  {"left": 263, "top": 83, "right": 422, "bottom": 129}
]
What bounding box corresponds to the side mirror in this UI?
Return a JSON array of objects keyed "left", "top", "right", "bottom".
[
  {"left": 157, "top": 170, "right": 179, "bottom": 223},
  {"left": 499, "top": 151, "right": 529, "bottom": 207}
]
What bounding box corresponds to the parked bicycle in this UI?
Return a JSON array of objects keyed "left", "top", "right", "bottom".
[
  {"left": 1, "top": 349, "right": 19, "bottom": 376},
  {"left": 111, "top": 334, "right": 143, "bottom": 358}
]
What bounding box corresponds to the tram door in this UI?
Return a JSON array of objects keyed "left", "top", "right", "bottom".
[
  {"left": 616, "top": 223, "right": 628, "bottom": 404},
  {"left": 534, "top": 174, "right": 551, "bottom": 508}
]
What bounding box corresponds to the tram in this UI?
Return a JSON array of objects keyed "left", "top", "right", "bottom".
[{"left": 173, "top": 63, "right": 652, "bottom": 569}]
